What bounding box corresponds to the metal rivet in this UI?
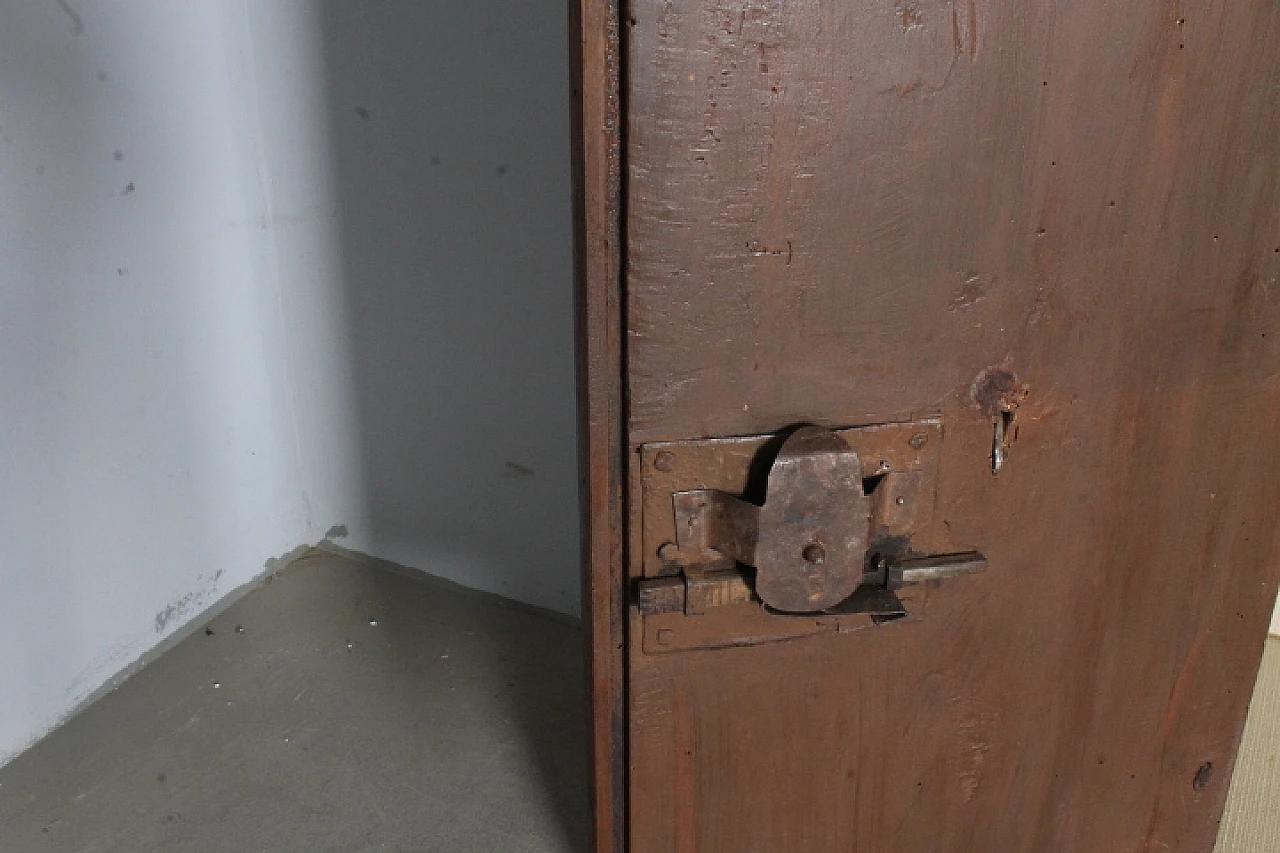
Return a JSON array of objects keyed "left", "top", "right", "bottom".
[
  {"left": 895, "top": 496, "right": 906, "bottom": 506},
  {"left": 909, "top": 432, "right": 928, "bottom": 449},
  {"left": 802, "top": 543, "right": 826, "bottom": 564},
  {"left": 654, "top": 451, "right": 675, "bottom": 472}
]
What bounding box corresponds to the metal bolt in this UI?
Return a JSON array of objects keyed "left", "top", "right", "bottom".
[
  {"left": 909, "top": 432, "right": 928, "bottom": 449},
  {"left": 895, "top": 496, "right": 906, "bottom": 506},
  {"left": 802, "top": 543, "right": 826, "bottom": 564},
  {"left": 654, "top": 451, "right": 675, "bottom": 472}
]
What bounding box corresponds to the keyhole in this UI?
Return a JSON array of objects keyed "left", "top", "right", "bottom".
[{"left": 802, "top": 543, "right": 826, "bottom": 564}]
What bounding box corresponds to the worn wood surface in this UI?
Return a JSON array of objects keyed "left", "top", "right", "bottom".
[
  {"left": 569, "top": 1, "right": 625, "bottom": 851},
  {"left": 620, "top": 1, "right": 1280, "bottom": 851}
]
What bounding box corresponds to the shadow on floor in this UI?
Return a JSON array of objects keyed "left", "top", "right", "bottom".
[{"left": 0, "top": 552, "right": 589, "bottom": 853}]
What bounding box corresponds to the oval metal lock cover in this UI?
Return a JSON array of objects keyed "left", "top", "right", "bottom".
[{"left": 754, "top": 427, "right": 871, "bottom": 612}]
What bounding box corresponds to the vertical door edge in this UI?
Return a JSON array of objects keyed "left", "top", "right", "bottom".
[{"left": 570, "top": 1, "right": 626, "bottom": 851}]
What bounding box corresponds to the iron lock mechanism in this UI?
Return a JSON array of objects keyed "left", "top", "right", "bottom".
[{"left": 635, "top": 426, "right": 986, "bottom": 619}]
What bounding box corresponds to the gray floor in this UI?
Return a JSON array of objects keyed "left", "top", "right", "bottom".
[{"left": 0, "top": 552, "right": 589, "bottom": 853}]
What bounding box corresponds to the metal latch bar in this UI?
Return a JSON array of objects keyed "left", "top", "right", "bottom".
[{"left": 635, "top": 552, "right": 987, "bottom": 617}]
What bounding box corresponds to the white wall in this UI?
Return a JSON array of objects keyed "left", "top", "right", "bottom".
[
  {"left": 0, "top": 0, "right": 578, "bottom": 768},
  {"left": 0, "top": 1, "right": 366, "bottom": 765}
]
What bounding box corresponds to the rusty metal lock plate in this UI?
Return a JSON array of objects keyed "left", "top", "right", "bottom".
[{"left": 637, "top": 418, "right": 948, "bottom": 653}]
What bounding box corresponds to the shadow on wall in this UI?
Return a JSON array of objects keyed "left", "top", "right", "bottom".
[
  {"left": 316, "top": 1, "right": 582, "bottom": 617},
  {"left": 313, "top": 8, "right": 586, "bottom": 846}
]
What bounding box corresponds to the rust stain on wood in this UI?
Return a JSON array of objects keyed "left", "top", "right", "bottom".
[{"left": 970, "top": 366, "right": 1028, "bottom": 418}]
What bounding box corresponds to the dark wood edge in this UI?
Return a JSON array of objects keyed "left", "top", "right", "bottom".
[{"left": 569, "top": 1, "right": 626, "bottom": 852}]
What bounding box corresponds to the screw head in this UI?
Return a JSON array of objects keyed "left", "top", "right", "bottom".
[{"left": 654, "top": 451, "right": 675, "bottom": 472}]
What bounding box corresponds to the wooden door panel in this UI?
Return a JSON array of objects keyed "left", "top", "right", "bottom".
[
  {"left": 596, "top": 1, "right": 1280, "bottom": 851},
  {"left": 627, "top": 0, "right": 1280, "bottom": 446}
]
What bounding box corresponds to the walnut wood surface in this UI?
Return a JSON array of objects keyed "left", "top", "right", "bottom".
[
  {"left": 613, "top": 2, "right": 1280, "bottom": 852},
  {"left": 570, "top": 1, "right": 625, "bottom": 851}
]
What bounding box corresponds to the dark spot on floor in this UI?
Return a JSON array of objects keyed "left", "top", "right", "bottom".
[{"left": 353, "top": 106, "right": 370, "bottom": 121}]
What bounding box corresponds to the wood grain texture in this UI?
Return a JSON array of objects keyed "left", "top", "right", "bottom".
[
  {"left": 1216, "top": 636, "right": 1280, "bottom": 852},
  {"left": 622, "top": 1, "right": 1280, "bottom": 851},
  {"left": 569, "top": 1, "right": 625, "bottom": 851}
]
